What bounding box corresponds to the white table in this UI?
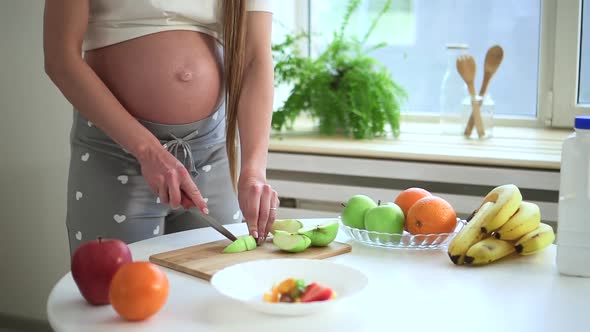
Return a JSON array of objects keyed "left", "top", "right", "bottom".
[{"left": 47, "top": 219, "right": 590, "bottom": 332}]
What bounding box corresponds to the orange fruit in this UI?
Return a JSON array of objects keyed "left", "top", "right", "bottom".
[
  {"left": 109, "top": 261, "right": 169, "bottom": 321},
  {"left": 405, "top": 196, "right": 457, "bottom": 235},
  {"left": 394, "top": 187, "right": 432, "bottom": 217}
]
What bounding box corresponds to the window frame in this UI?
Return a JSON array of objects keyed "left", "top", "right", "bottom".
[{"left": 550, "top": 0, "right": 590, "bottom": 128}]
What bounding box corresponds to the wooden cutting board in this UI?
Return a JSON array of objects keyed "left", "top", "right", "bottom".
[{"left": 149, "top": 239, "right": 352, "bottom": 281}]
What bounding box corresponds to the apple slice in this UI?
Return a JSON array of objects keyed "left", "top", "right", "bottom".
[
  {"left": 272, "top": 230, "right": 311, "bottom": 253},
  {"left": 222, "top": 238, "right": 247, "bottom": 253},
  {"left": 297, "top": 220, "right": 339, "bottom": 246},
  {"left": 271, "top": 219, "right": 304, "bottom": 235},
  {"left": 222, "top": 235, "right": 257, "bottom": 253},
  {"left": 242, "top": 235, "right": 257, "bottom": 251}
]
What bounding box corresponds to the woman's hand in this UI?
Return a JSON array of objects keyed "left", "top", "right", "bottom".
[
  {"left": 238, "top": 172, "right": 279, "bottom": 245},
  {"left": 137, "top": 146, "right": 209, "bottom": 213}
]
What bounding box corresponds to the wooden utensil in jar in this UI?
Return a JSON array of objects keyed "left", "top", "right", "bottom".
[
  {"left": 464, "top": 45, "right": 504, "bottom": 137},
  {"left": 456, "top": 54, "right": 485, "bottom": 137}
]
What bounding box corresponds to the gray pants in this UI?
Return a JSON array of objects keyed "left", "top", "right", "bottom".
[{"left": 65, "top": 104, "right": 242, "bottom": 256}]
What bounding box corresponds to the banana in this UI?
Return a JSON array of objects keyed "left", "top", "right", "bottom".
[
  {"left": 514, "top": 223, "right": 555, "bottom": 255},
  {"left": 494, "top": 201, "right": 541, "bottom": 241},
  {"left": 448, "top": 201, "right": 494, "bottom": 265},
  {"left": 479, "top": 184, "right": 523, "bottom": 234},
  {"left": 464, "top": 238, "right": 515, "bottom": 265}
]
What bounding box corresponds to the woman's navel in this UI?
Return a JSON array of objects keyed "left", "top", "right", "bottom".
[{"left": 176, "top": 69, "right": 194, "bottom": 82}]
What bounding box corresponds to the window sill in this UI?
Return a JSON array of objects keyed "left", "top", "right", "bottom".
[{"left": 268, "top": 120, "right": 571, "bottom": 171}]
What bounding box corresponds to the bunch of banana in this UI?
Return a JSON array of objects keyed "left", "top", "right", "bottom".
[{"left": 448, "top": 184, "right": 555, "bottom": 266}]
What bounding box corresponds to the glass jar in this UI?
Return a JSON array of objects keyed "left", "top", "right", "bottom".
[
  {"left": 461, "top": 93, "right": 495, "bottom": 139},
  {"left": 439, "top": 43, "right": 469, "bottom": 135}
]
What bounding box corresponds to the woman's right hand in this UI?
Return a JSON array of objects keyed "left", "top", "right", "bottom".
[{"left": 137, "top": 146, "right": 209, "bottom": 213}]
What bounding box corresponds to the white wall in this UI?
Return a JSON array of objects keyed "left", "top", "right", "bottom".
[
  {"left": 0, "top": 0, "right": 299, "bottom": 322},
  {"left": 0, "top": 0, "right": 72, "bottom": 321}
]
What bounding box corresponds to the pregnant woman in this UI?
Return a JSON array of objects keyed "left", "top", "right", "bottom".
[{"left": 43, "top": 0, "right": 278, "bottom": 255}]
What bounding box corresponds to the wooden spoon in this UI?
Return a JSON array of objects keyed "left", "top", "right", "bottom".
[
  {"left": 464, "top": 45, "right": 504, "bottom": 136},
  {"left": 456, "top": 54, "right": 485, "bottom": 137}
]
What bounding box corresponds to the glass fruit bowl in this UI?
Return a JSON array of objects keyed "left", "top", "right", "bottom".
[{"left": 339, "top": 217, "right": 466, "bottom": 250}]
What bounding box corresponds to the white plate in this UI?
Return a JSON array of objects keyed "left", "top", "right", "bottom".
[{"left": 210, "top": 258, "right": 368, "bottom": 316}]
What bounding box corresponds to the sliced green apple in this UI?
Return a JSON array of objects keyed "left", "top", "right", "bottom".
[
  {"left": 222, "top": 235, "right": 257, "bottom": 253},
  {"left": 223, "top": 237, "right": 247, "bottom": 253},
  {"left": 272, "top": 230, "right": 311, "bottom": 253},
  {"left": 242, "top": 235, "right": 257, "bottom": 250},
  {"left": 297, "top": 220, "right": 339, "bottom": 246},
  {"left": 271, "top": 219, "right": 304, "bottom": 235}
]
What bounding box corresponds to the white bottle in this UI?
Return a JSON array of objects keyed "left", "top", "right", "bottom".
[{"left": 556, "top": 115, "right": 590, "bottom": 277}]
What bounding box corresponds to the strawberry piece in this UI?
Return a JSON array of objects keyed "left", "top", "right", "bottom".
[{"left": 300, "top": 282, "right": 334, "bottom": 303}]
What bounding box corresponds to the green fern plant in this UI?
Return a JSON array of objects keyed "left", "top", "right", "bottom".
[{"left": 271, "top": 0, "right": 408, "bottom": 139}]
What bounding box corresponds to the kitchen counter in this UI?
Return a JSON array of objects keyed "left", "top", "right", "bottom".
[{"left": 47, "top": 220, "right": 590, "bottom": 332}]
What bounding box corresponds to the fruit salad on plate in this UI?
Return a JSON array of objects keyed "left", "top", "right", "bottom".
[{"left": 263, "top": 278, "right": 336, "bottom": 303}]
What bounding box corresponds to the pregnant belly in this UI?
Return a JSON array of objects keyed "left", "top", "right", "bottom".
[{"left": 85, "top": 30, "right": 223, "bottom": 124}]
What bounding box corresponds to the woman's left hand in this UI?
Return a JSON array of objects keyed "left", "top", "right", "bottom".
[{"left": 238, "top": 172, "right": 279, "bottom": 245}]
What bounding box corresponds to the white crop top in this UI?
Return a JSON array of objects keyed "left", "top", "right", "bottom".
[{"left": 83, "top": 0, "right": 274, "bottom": 51}]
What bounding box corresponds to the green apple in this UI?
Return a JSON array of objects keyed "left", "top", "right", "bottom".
[
  {"left": 223, "top": 238, "right": 247, "bottom": 253},
  {"left": 271, "top": 219, "right": 304, "bottom": 235},
  {"left": 222, "top": 235, "right": 257, "bottom": 253},
  {"left": 297, "top": 220, "right": 339, "bottom": 246},
  {"left": 272, "top": 230, "right": 312, "bottom": 253},
  {"left": 364, "top": 202, "right": 405, "bottom": 243},
  {"left": 242, "top": 235, "right": 257, "bottom": 250},
  {"left": 341, "top": 195, "right": 377, "bottom": 229}
]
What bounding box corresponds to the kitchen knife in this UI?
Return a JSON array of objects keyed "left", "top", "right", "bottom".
[{"left": 192, "top": 207, "right": 238, "bottom": 242}]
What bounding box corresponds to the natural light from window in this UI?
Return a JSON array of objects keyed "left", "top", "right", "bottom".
[{"left": 309, "top": 0, "right": 542, "bottom": 117}]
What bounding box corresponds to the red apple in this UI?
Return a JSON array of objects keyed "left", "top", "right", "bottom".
[{"left": 71, "top": 237, "right": 133, "bottom": 305}]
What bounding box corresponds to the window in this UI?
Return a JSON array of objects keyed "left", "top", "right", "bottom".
[
  {"left": 270, "top": 0, "right": 309, "bottom": 112},
  {"left": 310, "top": 0, "right": 542, "bottom": 119},
  {"left": 271, "top": 0, "right": 590, "bottom": 129}
]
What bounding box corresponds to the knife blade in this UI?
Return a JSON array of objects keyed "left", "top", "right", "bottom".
[{"left": 194, "top": 208, "right": 238, "bottom": 242}]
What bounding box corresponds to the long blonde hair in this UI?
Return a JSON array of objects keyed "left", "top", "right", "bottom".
[{"left": 223, "top": 0, "right": 246, "bottom": 191}]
